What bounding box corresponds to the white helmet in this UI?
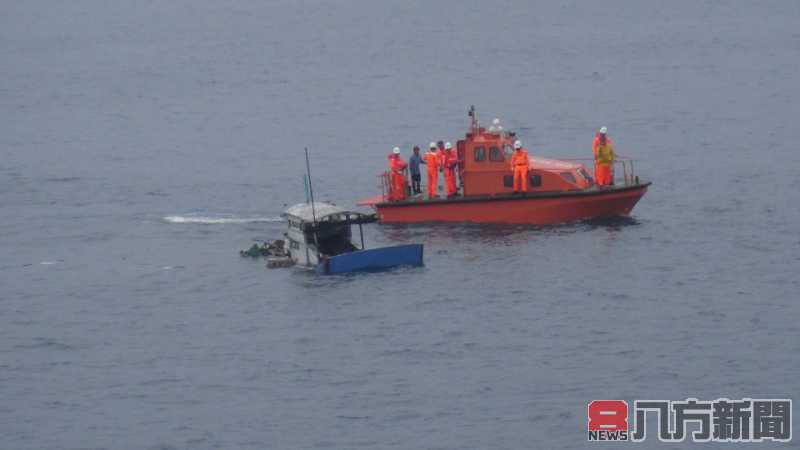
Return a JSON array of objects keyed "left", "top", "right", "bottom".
[
  {"left": 392, "top": 147, "right": 400, "bottom": 154},
  {"left": 599, "top": 126, "right": 608, "bottom": 134},
  {"left": 444, "top": 142, "right": 452, "bottom": 150},
  {"left": 514, "top": 140, "right": 522, "bottom": 149},
  {"left": 429, "top": 142, "right": 437, "bottom": 149}
]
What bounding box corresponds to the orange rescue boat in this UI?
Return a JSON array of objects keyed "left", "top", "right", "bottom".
[{"left": 359, "top": 107, "right": 650, "bottom": 225}]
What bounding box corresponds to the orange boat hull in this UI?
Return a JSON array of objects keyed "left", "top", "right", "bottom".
[{"left": 374, "top": 183, "right": 650, "bottom": 225}]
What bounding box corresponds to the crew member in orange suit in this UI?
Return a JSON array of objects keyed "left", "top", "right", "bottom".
[
  {"left": 593, "top": 126, "right": 615, "bottom": 186},
  {"left": 443, "top": 142, "right": 458, "bottom": 197},
  {"left": 435, "top": 140, "right": 447, "bottom": 194},
  {"left": 423, "top": 142, "right": 441, "bottom": 199},
  {"left": 388, "top": 147, "right": 408, "bottom": 201},
  {"left": 436, "top": 141, "right": 446, "bottom": 170},
  {"left": 510, "top": 140, "right": 530, "bottom": 193}
]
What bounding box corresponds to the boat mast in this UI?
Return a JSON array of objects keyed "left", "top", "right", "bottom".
[
  {"left": 304, "top": 147, "right": 321, "bottom": 261},
  {"left": 304, "top": 147, "right": 317, "bottom": 223},
  {"left": 468, "top": 105, "right": 479, "bottom": 133}
]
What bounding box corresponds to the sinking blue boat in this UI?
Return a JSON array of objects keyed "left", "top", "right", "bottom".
[
  {"left": 315, "top": 244, "right": 423, "bottom": 275},
  {"left": 282, "top": 203, "right": 424, "bottom": 275}
]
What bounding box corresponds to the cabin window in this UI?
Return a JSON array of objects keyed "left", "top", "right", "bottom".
[
  {"left": 473, "top": 146, "right": 486, "bottom": 162},
  {"left": 289, "top": 240, "right": 300, "bottom": 250},
  {"left": 530, "top": 173, "right": 542, "bottom": 187},
  {"left": 503, "top": 144, "right": 514, "bottom": 159},
  {"left": 489, "top": 146, "right": 503, "bottom": 161},
  {"left": 319, "top": 232, "right": 358, "bottom": 256},
  {"left": 503, "top": 175, "right": 514, "bottom": 187},
  {"left": 560, "top": 172, "right": 577, "bottom": 184}
]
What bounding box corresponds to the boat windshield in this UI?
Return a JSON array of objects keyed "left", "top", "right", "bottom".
[
  {"left": 305, "top": 223, "right": 357, "bottom": 256},
  {"left": 315, "top": 232, "right": 357, "bottom": 256}
]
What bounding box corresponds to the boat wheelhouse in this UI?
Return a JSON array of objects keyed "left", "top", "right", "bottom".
[{"left": 282, "top": 202, "right": 423, "bottom": 274}]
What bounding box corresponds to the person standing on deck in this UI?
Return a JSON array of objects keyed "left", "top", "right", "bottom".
[
  {"left": 408, "top": 146, "right": 423, "bottom": 195},
  {"left": 593, "top": 127, "right": 615, "bottom": 186},
  {"left": 436, "top": 140, "right": 447, "bottom": 194},
  {"left": 436, "top": 141, "right": 446, "bottom": 169},
  {"left": 423, "top": 142, "right": 441, "bottom": 199},
  {"left": 388, "top": 147, "right": 408, "bottom": 201},
  {"left": 443, "top": 142, "right": 458, "bottom": 197},
  {"left": 510, "top": 140, "right": 530, "bottom": 194}
]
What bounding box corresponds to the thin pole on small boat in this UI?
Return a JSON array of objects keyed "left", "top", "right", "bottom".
[
  {"left": 304, "top": 147, "right": 321, "bottom": 262},
  {"left": 359, "top": 222, "right": 365, "bottom": 250},
  {"left": 304, "top": 147, "right": 317, "bottom": 223}
]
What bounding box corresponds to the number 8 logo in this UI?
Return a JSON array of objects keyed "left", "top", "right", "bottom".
[{"left": 588, "top": 400, "right": 629, "bottom": 431}]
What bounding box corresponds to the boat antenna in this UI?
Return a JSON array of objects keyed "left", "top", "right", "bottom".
[
  {"left": 468, "top": 105, "right": 478, "bottom": 133},
  {"left": 304, "top": 147, "right": 317, "bottom": 223}
]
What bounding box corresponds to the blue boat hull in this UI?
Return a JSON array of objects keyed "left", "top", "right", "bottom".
[{"left": 314, "top": 244, "right": 424, "bottom": 275}]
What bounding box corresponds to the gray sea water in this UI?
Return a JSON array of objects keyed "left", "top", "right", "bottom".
[{"left": 2, "top": 1, "right": 799, "bottom": 449}]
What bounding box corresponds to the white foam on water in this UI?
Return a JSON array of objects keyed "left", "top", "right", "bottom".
[
  {"left": 40, "top": 261, "right": 58, "bottom": 265},
  {"left": 163, "top": 215, "right": 282, "bottom": 224}
]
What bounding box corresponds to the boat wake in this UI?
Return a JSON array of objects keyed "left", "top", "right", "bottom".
[{"left": 163, "top": 214, "right": 282, "bottom": 224}]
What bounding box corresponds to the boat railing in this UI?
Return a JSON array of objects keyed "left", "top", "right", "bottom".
[
  {"left": 378, "top": 171, "right": 391, "bottom": 200},
  {"left": 377, "top": 168, "right": 412, "bottom": 201},
  {"left": 557, "top": 156, "right": 639, "bottom": 186}
]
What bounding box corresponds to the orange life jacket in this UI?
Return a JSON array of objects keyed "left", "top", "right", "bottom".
[
  {"left": 389, "top": 155, "right": 407, "bottom": 173},
  {"left": 596, "top": 143, "right": 615, "bottom": 166},
  {"left": 593, "top": 135, "right": 613, "bottom": 158},
  {"left": 444, "top": 150, "right": 457, "bottom": 169},
  {"left": 510, "top": 149, "right": 529, "bottom": 169},
  {"left": 423, "top": 151, "right": 440, "bottom": 171},
  {"left": 437, "top": 149, "right": 446, "bottom": 167}
]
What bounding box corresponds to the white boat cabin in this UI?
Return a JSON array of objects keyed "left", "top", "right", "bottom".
[{"left": 282, "top": 203, "right": 370, "bottom": 268}]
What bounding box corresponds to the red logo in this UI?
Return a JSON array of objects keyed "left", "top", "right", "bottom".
[{"left": 588, "top": 400, "right": 629, "bottom": 441}]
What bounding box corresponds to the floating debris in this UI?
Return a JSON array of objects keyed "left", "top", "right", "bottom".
[{"left": 240, "top": 240, "right": 287, "bottom": 258}]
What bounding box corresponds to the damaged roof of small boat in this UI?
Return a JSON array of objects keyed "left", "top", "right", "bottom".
[{"left": 282, "top": 202, "right": 376, "bottom": 230}]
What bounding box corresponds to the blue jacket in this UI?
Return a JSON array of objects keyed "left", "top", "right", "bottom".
[{"left": 408, "top": 154, "right": 424, "bottom": 175}]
